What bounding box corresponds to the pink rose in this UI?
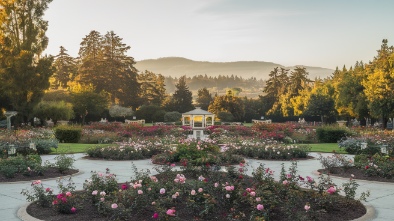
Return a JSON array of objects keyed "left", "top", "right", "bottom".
[
  {"left": 166, "top": 208, "right": 176, "bottom": 216},
  {"left": 304, "top": 204, "right": 310, "bottom": 211},
  {"left": 152, "top": 212, "right": 159, "bottom": 219},
  {"left": 70, "top": 207, "right": 76, "bottom": 213},
  {"left": 66, "top": 192, "right": 72, "bottom": 197},
  {"left": 327, "top": 186, "right": 336, "bottom": 194},
  {"left": 256, "top": 197, "right": 261, "bottom": 202},
  {"left": 160, "top": 188, "right": 166, "bottom": 194},
  {"left": 92, "top": 190, "right": 98, "bottom": 195},
  {"left": 257, "top": 204, "right": 264, "bottom": 211},
  {"left": 214, "top": 182, "right": 219, "bottom": 188},
  {"left": 138, "top": 190, "right": 143, "bottom": 195},
  {"left": 191, "top": 190, "right": 196, "bottom": 195},
  {"left": 198, "top": 188, "right": 203, "bottom": 193},
  {"left": 250, "top": 191, "right": 256, "bottom": 197},
  {"left": 111, "top": 203, "right": 118, "bottom": 209}
]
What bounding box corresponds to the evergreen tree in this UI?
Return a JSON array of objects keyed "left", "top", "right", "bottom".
[
  {"left": 196, "top": 87, "right": 213, "bottom": 110},
  {"left": 139, "top": 70, "right": 166, "bottom": 106},
  {"left": 165, "top": 76, "right": 194, "bottom": 113},
  {"left": 0, "top": 0, "right": 54, "bottom": 123},
  {"left": 363, "top": 39, "right": 394, "bottom": 128},
  {"left": 52, "top": 46, "right": 77, "bottom": 89}
]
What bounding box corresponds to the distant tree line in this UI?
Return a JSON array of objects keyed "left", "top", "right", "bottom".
[{"left": 1, "top": 1, "right": 393, "bottom": 127}]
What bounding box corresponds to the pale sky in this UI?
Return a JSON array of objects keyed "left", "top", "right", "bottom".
[{"left": 43, "top": 0, "right": 394, "bottom": 69}]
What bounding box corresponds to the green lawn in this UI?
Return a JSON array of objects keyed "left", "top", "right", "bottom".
[
  {"left": 307, "top": 143, "right": 347, "bottom": 154},
  {"left": 50, "top": 143, "right": 111, "bottom": 154}
]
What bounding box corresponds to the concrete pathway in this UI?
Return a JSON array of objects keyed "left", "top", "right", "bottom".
[{"left": 1, "top": 153, "right": 393, "bottom": 220}]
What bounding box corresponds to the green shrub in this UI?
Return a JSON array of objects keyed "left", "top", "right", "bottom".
[
  {"left": 53, "top": 154, "right": 75, "bottom": 173},
  {"left": 55, "top": 126, "right": 82, "bottom": 143},
  {"left": 34, "top": 139, "right": 59, "bottom": 154},
  {"left": 316, "top": 126, "right": 349, "bottom": 143},
  {"left": 164, "top": 111, "right": 181, "bottom": 122}
]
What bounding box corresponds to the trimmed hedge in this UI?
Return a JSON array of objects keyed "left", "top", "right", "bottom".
[
  {"left": 316, "top": 126, "right": 349, "bottom": 143},
  {"left": 55, "top": 126, "right": 82, "bottom": 143}
]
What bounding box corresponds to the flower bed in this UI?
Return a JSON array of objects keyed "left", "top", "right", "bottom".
[{"left": 23, "top": 163, "right": 368, "bottom": 221}]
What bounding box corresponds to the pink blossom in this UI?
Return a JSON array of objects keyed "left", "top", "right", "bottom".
[
  {"left": 257, "top": 204, "right": 264, "bottom": 211},
  {"left": 191, "top": 190, "right": 196, "bottom": 195},
  {"left": 198, "top": 188, "right": 203, "bottom": 193},
  {"left": 171, "top": 163, "right": 176, "bottom": 167},
  {"left": 304, "top": 204, "right": 310, "bottom": 211},
  {"left": 92, "top": 190, "right": 98, "bottom": 195},
  {"left": 150, "top": 176, "right": 158, "bottom": 182},
  {"left": 52, "top": 200, "right": 58, "bottom": 205},
  {"left": 138, "top": 190, "right": 143, "bottom": 195},
  {"left": 327, "top": 186, "right": 336, "bottom": 194},
  {"left": 111, "top": 203, "right": 118, "bottom": 209},
  {"left": 56, "top": 193, "right": 64, "bottom": 199},
  {"left": 306, "top": 176, "right": 314, "bottom": 183},
  {"left": 61, "top": 197, "right": 67, "bottom": 203},
  {"left": 151, "top": 201, "right": 156, "bottom": 205},
  {"left": 66, "top": 192, "right": 72, "bottom": 197},
  {"left": 225, "top": 186, "right": 234, "bottom": 191},
  {"left": 166, "top": 208, "right": 176, "bottom": 216},
  {"left": 100, "top": 197, "right": 105, "bottom": 202},
  {"left": 32, "top": 180, "right": 41, "bottom": 185},
  {"left": 100, "top": 191, "right": 106, "bottom": 196},
  {"left": 256, "top": 197, "right": 261, "bottom": 202},
  {"left": 160, "top": 188, "right": 166, "bottom": 194},
  {"left": 45, "top": 188, "right": 51, "bottom": 192},
  {"left": 282, "top": 180, "right": 289, "bottom": 185},
  {"left": 70, "top": 207, "right": 77, "bottom": 213},
  {"left": 174, "top": 178, "right": 179, "bottom": 183},
  {"left": 286, "top": 174, "right": 292, "bottom": 179},
  {"left": 121, "top": 184, "right": 128, "bottom": 190},
  {"left": 250, "top": 191, "right": 256, "bottom": 197},
  {"left": 214, "top": 182, "right": 219, "bottom": 188},
  {"left": 152, "top": 212, "right": 159, "bottom": 219}
]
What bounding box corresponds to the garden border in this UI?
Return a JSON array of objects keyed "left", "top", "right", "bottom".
[
  {"left": 17, "top": 201, "right": 375, "bottom": 221},
  {"left": 1, "top": 170, "right": 84, "bottom": 184},
  {"left": 312, "top": 170, "right": 394, "bottom": 185}
]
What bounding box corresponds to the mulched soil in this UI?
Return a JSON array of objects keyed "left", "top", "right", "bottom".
[
  {"left": 24, "top": 170, "right": 367, "bottom": 221},
  {"left": 318, "top": 167, "right": 394, "bottom": 183},
  {"left": 0, "top": 168, "right": 79, "bottom": 183}
]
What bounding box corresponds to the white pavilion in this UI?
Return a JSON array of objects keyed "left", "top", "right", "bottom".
[{"left": 182, "top": 107, "right": 215, "bottom": 140}]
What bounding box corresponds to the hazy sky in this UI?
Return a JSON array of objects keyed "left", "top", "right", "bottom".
[{"left": 43, "top": 0, "right": 394, "bottom": 69}]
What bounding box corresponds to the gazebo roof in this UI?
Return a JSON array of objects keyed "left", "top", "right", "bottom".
[{"left": 182, "top": 107, "right": 214, "bottom": 115}]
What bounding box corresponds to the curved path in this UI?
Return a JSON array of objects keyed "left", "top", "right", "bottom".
[{"left": 1, "top": 153, "right": 392, "bottom": 220}]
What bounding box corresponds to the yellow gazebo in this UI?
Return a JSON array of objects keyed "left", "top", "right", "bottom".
[{"left": 182, "top": 107, "right": 215, "bottom": 140}]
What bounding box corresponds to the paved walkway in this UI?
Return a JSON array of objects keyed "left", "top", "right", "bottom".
[{"left": 1, "top": 153, "right": 393, "bottom": 220}]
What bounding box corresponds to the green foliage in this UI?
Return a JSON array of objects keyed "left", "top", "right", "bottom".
[
  {"left": 34, "top": 139, "right": 59, "bottom": 154},
  {"left": 318, "top": 154, "right": 353, "bottom": 173},
  {"left": 164, "top": 111, "right": 181, "bottom": 122},
  {"left": 83, "top": 168, "right": 119, "bottom": 203},
  {"left": 208, "top": 95, "right": 244, "bottom": 122},
  {"left": 71, "top": 91, "right": 109, "bottom": 124},
  {"left": 109, "top": 105, "right": 134, "bottom": 118},
  {"left": 0, "top": 0, "right": 54, "bottom": 124},
  {"left": 164, "top": 75, "right": 194, "bottom": 113},
  {"left": 52, "top": 46, "right": 77, "bottom": 89},
  {"left": 0, "top": 155, "right": 42, "bottom": 178},
  {"left": 316, "top": 126, "right": 349, "bottom": 143},
  {"left": 217, "top": 111, "right": 234, "bottom": 122},
  {"left": 53, "top": 154, "right": 75, "bottom": 173},
  {"left": 196, "top": 87, "right": 213, "bottom": 110},
  {"left": 33, "top": 101, "right": 74, "bottom": 125},
  {"left": 135, "top": 104, "right": 164, "bottom": 123},
  {"left": 139, "top": 71, "right": 166, "bottom": 106},
  {"left": 304, "top": 94, "right": 337, "bottom": 123},
  {"left": 86, "top": 143, "right": 165, "bottom": 160},
  {"left": 55, "top": 125, "right": 82, "bottom": 143},
  {"left": 21, "top": 181, "right": 54, "bottom": 207}
]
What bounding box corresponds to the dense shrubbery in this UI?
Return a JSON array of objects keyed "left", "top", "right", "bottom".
[
  {"left": 23, "top": 162, "right": 368, "bottom": 220},
  {"left": 354, "top": 153, "right": 394, "bottom": 179},
  {"left": 0, "top": 155, "right": 42, "bottom": 178},
  {"left": 316, "top": 126, "right": 350, "bottom": 143},
  {"left": 33, "top": 139, "right": 59, "bottom": 154},
  {"left": 55, "top": 126, "right": 82, "bottom": 143}
]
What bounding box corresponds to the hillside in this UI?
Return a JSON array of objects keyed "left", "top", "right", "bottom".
[{"left": 135, "top": 57, "right": 334, "bottom": 80}]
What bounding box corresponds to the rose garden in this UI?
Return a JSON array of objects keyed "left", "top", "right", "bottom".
[{"left": 1, "top": 118, "right": 394, "bottom": 221}]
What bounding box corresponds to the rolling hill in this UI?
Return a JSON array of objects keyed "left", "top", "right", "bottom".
[{"left": 135, "top": 57, "right": 334, "bottom": 80}]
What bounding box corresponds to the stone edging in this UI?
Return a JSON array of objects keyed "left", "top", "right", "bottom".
[
  {"left": 17, "top": 201, "right": 375, "bottom": 221},
  {"left": 1, "top": 170, "right": 84, "bottom": 184}
]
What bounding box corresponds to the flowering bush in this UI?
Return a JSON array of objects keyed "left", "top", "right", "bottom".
[
  {"left": 318, "top": 154, "right": 353, "bottom": 173},
  {"left": 354, "top": 153, "right": 394, "bottom": 179},
  {"left": 21, "top": 180, "right": 53, "bottom": 207},
  {"left": 61, "top": 162, "right": 369, "bottom": 220},
  {"left": 52, "top": 177, "right": 78, "bottom": 214},
  {"left": 0, "top": 155, "right": 42, "bottom": 178}
]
